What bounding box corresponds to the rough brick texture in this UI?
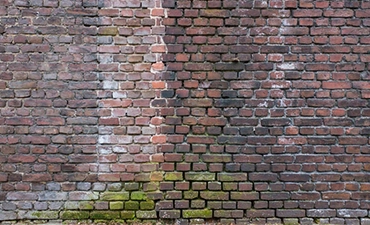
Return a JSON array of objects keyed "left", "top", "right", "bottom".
[{"left": 1, "top": 0, "right": 370, "bottom": 223}]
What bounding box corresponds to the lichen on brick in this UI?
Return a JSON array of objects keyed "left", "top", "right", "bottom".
[
  {"left": 100, "top": 192, "right": 130, "bottom": 201},
  {"left": 60, "top": 211, "right": 90, "bottom": 220},
  {"left": 90, "top": 211, "right": 121, "bottom": 220},
  {"left": 183, "top": 209, "right": 213, "bottom": 218}
]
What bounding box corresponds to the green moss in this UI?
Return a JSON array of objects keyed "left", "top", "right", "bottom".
[
  {"left": 140, "top": 200, "right": 155, "bottom": 210},
  {"left": 183, "top": 209, "right": 212, "bottom": 218},
  {"left": 136, "top": 210, "right": 157, "bottom": 219},
  {"left": 284, "top": 218, "right": 300, "bottom": 225},
  {"left": 165, "top": 172, "right": 183, "bottom": 181},
  {"left": 29, "top": 211, "right": 59, "bottom": 219},
  {"left": 185, "top": 172, "right": 215, "bottom": 181},
  {"left": 125, "top": 201, "right": 139, "bottom": 210},
  {"left": 184, "top": 191, "right": 198, "bottom": 199},
  {"left": 150, "top": 171, "right": 163, "bottom": 181},
  {"left": 144, "top": 182, "right": 158, "bottom": 191},
  {"left": 131, "top": 191, "right": 146, "bottom": 200},
  {"left": 61, "top": 211, "right": 90, "bottom": 220},
  {"left": 79, "top": 201, "right": 94, "bottom": 210},
  {"left": 98, "top": 27, "right": 118, "bottom": 35},
  {"left": 100, "top": 192, "right": 130, "bottom": 201},
  {"left": 90, "top": 211, "right": 121, "bottom": 220},
  {"left": 110, "top": 201, "right": 124, "bottom": 210},
  {"left": 121, "top": 211, "right": 135, "bottom": 219}
]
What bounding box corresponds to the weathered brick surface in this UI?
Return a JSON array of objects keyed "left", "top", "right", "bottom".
[{"left": 1, "top": 0, "right": 370, "bottom": 223}]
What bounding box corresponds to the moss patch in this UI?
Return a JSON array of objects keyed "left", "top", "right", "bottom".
[
  {"left": 165, "top": 172, "right": 183, "bottom": 181},
  {"left": 90, "top": 211, "right": 121, "bottom": 220},
  {"left": 185, "top": 172, "right": 215, "bottom": 181},
  {"left": 121, "top": 211, "right": 135, "bottom": 219},
  {"left": 136, "top": 210, "right": 157, "bottom": 219},
  {"left": 183, "top": 209, "right": 212, "bottom": 218},
  {"left": 79, "top": 201, "right": 94, "bottom": 210},
  {"left": 110, "top": 201, "right": 124, "bottom": 210},
  {"left": 184, "top": 191, "right": 198, "bottom": 199},
  {"left": 28, "top": 211, "right": 59, "bottom": 219},
  {"left": 131, "top": 191, "right": 147, "bottom": 201},
  {"left": 61, "top": 211, "right": 90, "bottom": 220},
  {"left": 140, "top": 200, "right": 155, "bottom": 210},
  {"left": 125, "top": 201, "right": 139, "bottom": 210},
  {"left": 100, "top": 192, "right": 130, "bottom": 201},
  {"left": 98, "top": 27, "right": 118, "bottom": 35}
]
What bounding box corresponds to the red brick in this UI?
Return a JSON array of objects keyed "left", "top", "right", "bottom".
[
  {"left": 293, "top": 9, "right": 322, "bottom": 17},
  {"left": 322, "top": 192, "right": 351, "bottom": 200},
  {"left": 247, "top": 209, "right": 275, "bottom": 218},
  {"left": 277, "top": 209, "right": 305, "bottom": 218},
  {"left": 23, "top": 174, "right": 52, "bottom": 182}
]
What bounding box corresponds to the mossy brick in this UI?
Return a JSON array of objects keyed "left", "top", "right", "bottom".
[
  {"left": 200, "top": 191, "right": 229, "bottom": 200},
  {"left": 107, "top": 183, "right": 122, "bottom": 191},
  {"left": 143, "top": 182, "right": 158, "bottom": 191},
  {"left": 61, "top": 211, "right": 90, "bottom": 220},
  {"left": 283, "top": 218, "right": 300, "bottom": 225},
  {"left": 214, "top": 210, "right": 244, "bottom": 218},
  {"left": 136, "top": 210, "right": 157, "bottom": 219},
  {"left": 25, "top": 211, "right": 59, "bottom": 219},
  {"left": 184, "top": 191, "right": 198, "bottom": 199},
  {"left": 150, "top": 171, "right": 163, "bottom": 181},
  {"left": 185, "top": 172, "right": 215, "bottom": 181},
  {"left": 231, "top": 192, "right": 259, "bottom": 200},
  {"left": 121, "top": 211, "right": 135, "bottom": 219},
  {"left": 79, "top": 201, "right": 94, "bottom": 210},
  {"left": 100, "top": 192, "right": 129, "bottom": 201},
  {"left": 110, "top": 201, "right": 124, "bottom": 210},
  {"left": 140, "top": 200, "right": 155, "bottom": 210},
  {"left": 183, "top": 209, "right": 213, "bottom": 218},
  {"left": 191, "top": 200, "right": 205, "bottom": 208},
  {"left": 165, "top": 172, "right": 183, "bottom": 181},
  {"left": 65, "top": 201, "right": 79, "bottom": 210},
  {"left": 90, "top": 211, "right": 121, "bottom": 220},
  {"left": 69, "top": 191, "right": 99, "bottom": 201},
  {"left": 217, "top": 173, "right": 247, "bottom": 181},
  {"left": 98, "top": 27, "right": 118, "bottom": 35},
  {"left": 125, "top": 201, "right": 139, "bottom": 210},
  {"left": 223, "top": 182, "right": 238, "bottom": 191},
  {"left": 131, "top": 191, "right": 146, "bottom": 200}
]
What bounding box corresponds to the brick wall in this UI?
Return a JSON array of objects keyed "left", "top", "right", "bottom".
[{"left": 1, "top": 0, "right": 370, "bottom": 223}]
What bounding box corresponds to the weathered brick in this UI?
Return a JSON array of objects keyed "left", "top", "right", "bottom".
[
  {"left": 261, "top": 118, "right": 291, "bottom": 127},
  {"left": 291, "top": 192, "right": 320, "bottom": 200},
  {"left": 0, "top": 212, "right": 17, "bottom": 221},
  {"left": 90, "top": 211, "right": 120, "bottom": 220},
  {"left": 261, "top": 192, "right": 290, "bottom": 200},
  {"left": 247, "top": 209, "right": 275, "bottom": 218},
  {"left": 307, "top": 209, "right": 336, "bottom": 217},
  {"left": 214, "top": 99, "right": 245, "bottom": 108},
  {"left": 218, "top": 173, "right": 247, "bottom": 182},
  {"left": 214, "top": 210, "right": 243, "bottom": 218},
  {"left": 337, "top": 209, "right": 367, "bottom": 217},
  {"left": 7, "top": 192, "right": 38, "bottom": 201},
  {"left": 183, "top": 209, "right": 212, "bottom": 218},
  {"left": 276, "top": 209, "right": 305, "bottom": 218},
  {"left": 1, "top": 0, "right": 370, "bottom": 222},
  {"left": 200, "top": 191, "right": 229, "bottom": 200},
  {"left": 185, "top": 172, "right": 215, "bottom": 181},
  {"left": 159, "top": 210, "right": 181, "bottom": 219}
]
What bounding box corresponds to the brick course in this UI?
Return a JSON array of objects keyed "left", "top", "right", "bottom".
[{"left": 1, "top": 0, "right": 370, "bottom": 223}]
